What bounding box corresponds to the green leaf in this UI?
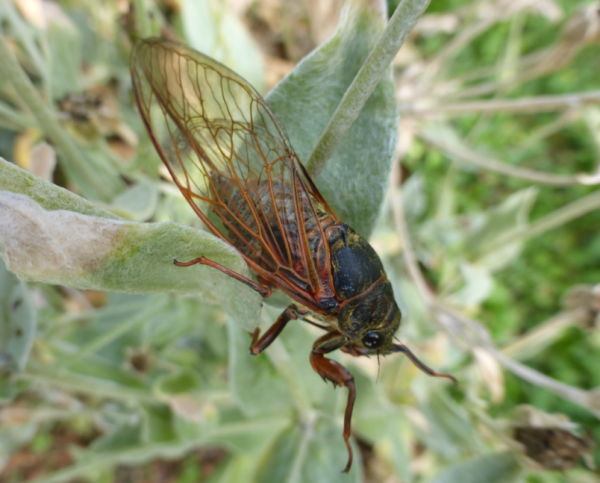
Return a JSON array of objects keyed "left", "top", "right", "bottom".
[
  {"left": 110, "top": 177, "right": 158, "bottom": 221},
  {"left": 350, "top": 365, "right": 413, "bottom": 481},
  {"left": 403, "top": 173, "right": 428, "bottom": 220},
  {"left": 266, "top": 0, "right": 398, "bottom": 238},
  {"left": 378, "top": 416, "right": 414, "bottom": 483},
  {"left": 180, "top": 0, "right": 264, "bottom": 93},
  {"left": 0, "top": 36, "right": 124, "bottom": 202},
  {"left": 0, "top": 161, "right": 262, "bottom": 330},
  {"left": 46, "top": 8, "right": 82, "bottom": 100},
  {"left": 254, "top": 419, "right": 361, "bottom": 483},
  {"left": 275, "top": 316, "right": 331, "bottom": 410},
  {"left": 208, "top": 412, "right": 289, "bottom": 454},
  {"left": 141, "top": 296, "right": 211, "bottom": 349},
  {"left": 0, "top": 257, "right": 36, "bottom": 373},
  {"left": 23, "top": 361, "right": 153, "bottom": 401},
  {"left": 76, "top": 146, "right": 127, "bottom": 202},
  {"left": 0, "top": 1, "right": 47, "bottom": 83},
  {"left": 90, "top": 420, "right": 143, "bottom": 453},
  {"left": 300, "top": 419, "right": 361, "bottom": 482},
  {"left": 0, "top": 157, "right": 120, "bottom": 218},
  {"left": 154, "top": 370, "right": 219, "bottom": 431},
  {"left": 227, "top": 320, "right": 293, "bottom": 416},
  {"left": 0, "top": 379, "right": 16, "bottom": 402},
  {"left": 352, "top": 367, "right": 402, "bottom": 438},
  {"left": 253, "top": 425, "right": 301, "bottom": 483},
  {"left": 0, "top": 416, "right": 38, "bottom": 473},
  {"left": 427, "top": 452, "right": 522, "bottom": 483},
  {"left": 155, "top": 369, "right": 202, "bottom": 396},
  {"left": 141, "top": 404, "right": 177, "bottom": 443},
  {"left": 463, "top": 187, "right": 538, "bottom": 271},
  {"left": 413, "top": 381, "right": 483, "bottom": 459},
  {"left": 53, "top": 353, "right": 149, "bottom": 390},
  {"left": 206, "top": 454, "right": 261, "bottom": 483},
  {"left": 447, "top": 263, "right": 495, "bottom": 306},
  {"left": 172, "top": 407, "right": 219, "bottom": 441}
]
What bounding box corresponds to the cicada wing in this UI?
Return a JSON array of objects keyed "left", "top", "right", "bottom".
[{"left": 131, "top": 38, "right": 338, "bottom": 301}]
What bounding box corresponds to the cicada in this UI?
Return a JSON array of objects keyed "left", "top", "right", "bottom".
[{"left": 131, "top": 38, "right": 455, "bottom": 472}]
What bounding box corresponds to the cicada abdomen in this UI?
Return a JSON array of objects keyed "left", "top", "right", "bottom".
[{"left": 210, "top": 172, "right": 338, "bottom": 292}]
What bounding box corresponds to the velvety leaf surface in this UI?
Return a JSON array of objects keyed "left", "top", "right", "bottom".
[
  {"left": 181, "top": 0, "right": 265, "bottom": 93},
  {"left": 0, "top": 258, "right": 36, "bottom": 372},
  {"left": 428, "top": 452, "right": 522, "bottom": 483},
  {"left": 266, "top": 0, "right": 398, "bottom": 238},
  {"left": 0, "top": 160, "right": 261, "bottom": 330}
]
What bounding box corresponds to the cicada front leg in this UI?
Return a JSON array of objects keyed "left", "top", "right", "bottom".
[
  {"left": 174, "top": 256, "right": 272, "bottom": 297},
  {"left": 310, "top": 331, "right": 355, "bottom": 473},
  {"left": 248, "top": 304, "right": 310, "bottom": 355}
]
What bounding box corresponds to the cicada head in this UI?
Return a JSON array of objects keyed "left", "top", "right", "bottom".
[{"left": 336, "top": 278, "right": 401, "bottom": 351}]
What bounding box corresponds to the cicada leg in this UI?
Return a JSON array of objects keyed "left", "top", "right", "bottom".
[
  {"left": 310, "top": 331, "right": 355, "bottom": 473},
  {"left": 249, "top": 304, "right": 309, "bottom": 355},
  {"left": 174, "top": 256, "right": 271, "bottom": 297}
]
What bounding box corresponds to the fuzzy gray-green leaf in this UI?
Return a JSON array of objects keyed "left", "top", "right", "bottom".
[
  {"left": 227, "top": 320, "right": 293, "bottom": 415},
  {"left": 266, "top": 0, "right": 398, "bottom": 238},
  {"left": 0, "top": 157, "right": 120, "bottom": 219},
  {"left": 0, "top": 186, "right": 261, "bottom": 331},
  {"left": 428, "top": 452, "right": 522, "bottom": 483},
  {"left": 46, "top": 11, "right": 82, "bottom": 100},
  {"left": 0, "top": 258, "right": 36, "bottom": 373}
]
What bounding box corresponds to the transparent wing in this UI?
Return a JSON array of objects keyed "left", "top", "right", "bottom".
[{"left": 130, "top": 38, "right": 338, "bottom": 303}]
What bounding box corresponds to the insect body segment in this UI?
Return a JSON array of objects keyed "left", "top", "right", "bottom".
[
  {"left": 131, "top": 37, "right": 455, "bottom": 473},
  {"left": 212, "top": 173, "right": 339, "bottom": 305}
]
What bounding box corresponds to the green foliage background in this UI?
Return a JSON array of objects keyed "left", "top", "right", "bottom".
[{"left": 1, "top": 0, "right": 600, "bottom": 482}]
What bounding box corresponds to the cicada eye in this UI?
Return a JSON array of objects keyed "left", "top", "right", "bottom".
[{"left": 362, "top": 331, "right": 384, "bottom": 349}]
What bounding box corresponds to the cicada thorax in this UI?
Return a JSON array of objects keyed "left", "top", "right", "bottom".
[
  {"left": 326, "top": 225, "right": 386, "bottom": 299},
  {"left": 209, "top": 172, "right": 338, "bottom": 295},
  {"left": 325, "top": 224, "right": 401, "bottom": 341}
]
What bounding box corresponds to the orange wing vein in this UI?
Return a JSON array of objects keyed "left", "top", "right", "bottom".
[{"left": 130, "top": 38, "right": 340, "bottom": 309}]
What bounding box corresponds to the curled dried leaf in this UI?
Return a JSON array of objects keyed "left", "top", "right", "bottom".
[
  {"left": 560, "top": 2, "right": 600, "bottom": 46},
  {"left": 511, "top": 405, "right": 596, "bottom": 471}
]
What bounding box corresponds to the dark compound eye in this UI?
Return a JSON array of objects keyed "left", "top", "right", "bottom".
[{"left": 362, "top": 331, "right": 384, "bottom": 349}]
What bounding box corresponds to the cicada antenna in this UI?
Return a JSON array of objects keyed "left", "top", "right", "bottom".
[{"left": 391, "top": 342, "right": 457, "bottom": 384}]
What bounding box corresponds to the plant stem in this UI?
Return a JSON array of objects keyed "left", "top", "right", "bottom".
[
  {"left": 0, "top": 1, "right": 47, "bottom": 88},
  {"left": 391, "top": 160, "right": 434, "bottom": 303},
  {"left": 487, "top": 346, "right": 600, "bottom": 418},
  {"left": 55, "top": 298, "right": 167, "bottom": 368},
  {"left": 267, "top": 338, "right": 313, "bottom": 418},
  {"left": 393, "top": 167, "right": 600, "bottom": 419},
  {"left": 418, "top": 7, "right": 498, "bottom": 82},
  {"left": 134, "top": 0, "right": 151, "bottom": 38},
  {"left": 286, "top": 410, "right": 317, "bottom": 483},
  {"left": 0, "top": 100, "right": 36, "bottom": 129},
  {"left": 16, "top": 366, "right": 156, "bottom": 402},
  {"left": 400, "top": 91, "right": 600, "bottom": 116},
  {"left": 0, "top": 34, "right": 112, "bottom": 201},
  {"left": 418, "top": 127, "right": 588, "bottom": 186},
  {"left": 305, "top": 0, "right": 431, "bottom": 179},
  {"left": 500, "top": 309, "right": 588, "bottom": 360},
  {"left": 475, "top": 188, "right": 600, "bottom": 263}
]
